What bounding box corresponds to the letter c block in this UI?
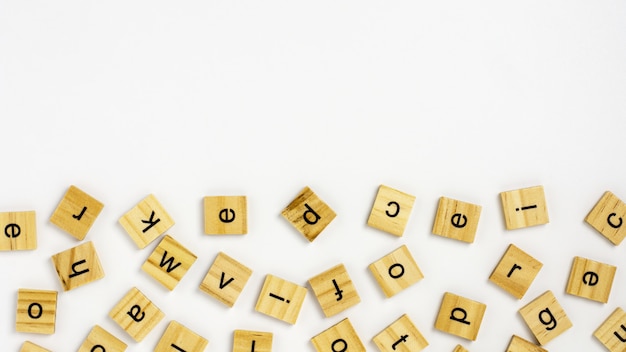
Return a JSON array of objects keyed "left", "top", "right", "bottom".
[{"left": 367, "top": 185, "right": 415, "bottom": 237}]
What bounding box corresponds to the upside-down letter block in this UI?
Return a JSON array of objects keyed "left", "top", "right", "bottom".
[
  {"left": 506, "top": 335, "right": 547, "bottom": 352},
  {"left": 519, "top": 290, "right": 572, "bottom": 345},
  {"left": 51, "top": 241, "right": 105, "bottom": 291},
  {"left": 434, "top": 292, "right": 487, "bottom": 341},
  {"left": 50, "top": 185, "right": 104, "bottom": 241},
  {"left": 109, "top": 287, "right": 165, "bottom": 342},
  {"left": 16, "top": 289, "right": 57, "bottom": 334},
  {"left": 233, "top": 330, "right": 273, "bottom": 352},
  {"left": 308, "top": 263, "right": 361, "bottom": 317},
  {"left": 566, "top": 256, "right": 616, "bottom": 303},
  {"left": 0, "top": 211, "right": 36, "bottom": 251},
  {"left": 432, "top": 197, "right": 482, "bottom": 243},
  {"left": 367, "top": 185, "right": 416, "bottom": 237},
  {"left": 204, "top": 196, "right": 247, "bottom": 235},
  {"left": 311, "top": 318, "right": 365, "bottom": 352},
  {"left": 369, "top": 245, "right": 424, "bottom": 298},
  {"left": 119, "top": 194, "right": 174, "bottom": 249},
  {"left": 255, "top": 274, "right": 307, "bottom": 324},
  {"left": 453, "top": 345, "right": 469, "bottom": 352},
  {"left": 585, "top": 191, "right": 626, "bottom": 245},
  {"left": 155, "top": 321, "right": 208, "bottom": 352},
  {"left": 373, "top": 314, "right": 428, "bottom": 352},
  {"left": 281, "top": 186, "right": 336, "bottom": 242},
  {"left": 500, "top": 186, "right": 549, "bottom": 230},
  {"left": 489, "top": 244, "right": 543, "bottom": 299},
  {"left": 200, "top": 252, "right": 253, "bottom": 307},
  {"left": 78, "top": 325, "right": 127, "bottom": 352},
  {"left": 141, "top": 235, "right": 197, "bottom": 290},
  {"left": 594, "top": 307, "right": 626, "bottom": 351},
  {"left": 20, "top": 341, "right": 51, "bottom": 352}
]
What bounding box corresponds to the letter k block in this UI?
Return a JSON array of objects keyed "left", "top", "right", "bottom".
[
  {"left": 109, "top": 287, "right": 165, "bottom": 342},
  {"left": 282, "top": 186, "right": 336, "bottom": 242},
  {"left": 119, "top": 194, "right": 174, "bottom": 249},
  {"left": 51, "top": 241, "right": 105, "bottom": 291},
  {"left": 434, "top": 292, "right": 487, "bottom": 341}
]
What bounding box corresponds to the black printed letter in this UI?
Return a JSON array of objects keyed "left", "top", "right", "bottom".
[
  {"left": 219, "top": 208, "right": 235, "bottom": 223},
  {"left": 386, "top": 201, "right": 400, "bottom": 217},
  {"left": 69, "top": 259, "right": 90, "bottom": 278},
  {"left": 127, "top": 305, "right": 145, "bottom": 322},
  {"left": 303, "top": 204, "right": 321, "bottom": 225},
  {"left": 538, "top": 308, "right": 557, "bottom": 331},
  {"left": 450, "top": 308, "right": 470, "bottom": 325},
  {"left": 141, "top": 211, "right": 160, "bottom": 233}
]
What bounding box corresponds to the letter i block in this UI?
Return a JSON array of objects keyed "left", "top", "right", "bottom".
[
  {"left": 489, "top": 244, "right": 543, "bottom": 299},
  {"left": 0, "top": 211, "right": 37, "bottom": 251},
  {"left": 141, "top": 235, "right": 197, "bottom": 290},
  {"left": 109, "top": 287, "right": 165, "bottom": 342},
  {"left": 155, "top": 321, "right": 208, "bottom": 352},
  {"left": 369, "top": 245, "right": 424, "bottom": 298},
  {"left": 453, "top": 345, "right": 469, "bottom": 352},
  {"left": 308, "top": 263, "right": 361, "bottom": 317},
  {"left": 367, "top": 185, "right": 416, "bottom": 237},
  {"left": 204, "top": 196, "right": 247, "bottom": 235},
  {"left": 594, "top": 307, "right": 626, "bottom": 351},
  {"left": 434, "top": 292, "right": 487, "bottom": 341},
  {"left": 311, "top": 318, "right": 365, "bottom": 352},
  {"left": 50, "top": 185, "right": 104, "bottom": 241},
  {"left": 281, "top": 186, "right": 336, "bottom": 242},
  {"left": 566, "top": 256, "right": 616, "bottom": 303},
  {"left": 500, "top": 186, "right": 549, "bottom": 230},
  {"left": 506, "top": 335, "right": 547, "bottom": 352},
  {"left": 51, "top": 241, "right": 105, "bottom": 291},
  {"left": 432, "top": 197, "right": 482, "bottom": 243},
  {"left": 255, "top": 274, "right": 307, "bottom": 324},
  {"left": 78, "top": 325, "right": 127, "bottom": 352},
  {"left": 585, "top": 191, "right": 626, "bottom": 245},
  {"left": 119, "top": 194, "right": 174, "bottom": 249},
  {"left": 20, "top": 341, "right": 51, "bottom": 352},
  {"left": 373, "top": 314, "right": 429, "bottom": 352},
  {"left": 199, "top": 252, "right": 253, "bottom": 308},
  {"left": 16, "top": 289, "right": 58, "bottom": 334},
  {"left": 233, "top": 330, "right": 273, "bottom": 352},
  {"left": 518, "top": 290, "right": 572, "bottom": 345}
]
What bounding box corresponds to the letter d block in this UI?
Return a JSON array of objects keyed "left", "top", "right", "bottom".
[
  {"left": 204, "top": 196, "right": 247, "bottom": 235},
  {"left": 51, "top": 241, "right": 105, "bottom": 291},
  {"left": 109, "top": 287, "right": 165, "bottom": 342},
  {"left": 369, "top": 245, "right": 424, "bottom": 298},
  {"left": 311, "top": 318, "right": 365, "bottom": 352},
  {"left": 367, "top": 185, "right": 416, "bottom": 237},
  {"left": 519, "top": 290, "right": 572, "bottom": 346},
  {"left": 585, "top": 191, "right": 626, "bottom": 245},
  {"left": 594, "top": 307, "right": 626, "bottom": 351},
  {"left": 281, "top": 186, "right": 336, "bottom": 242},
  {"left": 435, "top": 292, "right": 486, "bottom": 341},
  {"left": 78, "top": 325, "right": 127, "bottom": 352},
  {"left": 16, "top": 289, "right": 57, "bottom": 335},
  {"left": 20, "top": 341, "right": 51, "bottom": 352},
  {"left": 506, "top": 335, "right": 547, "bottom": 352},
  {"left": 119, "top": 194, "right": 174, "bottom": 249},
  {"left": 142, "top": 235, "right": 197, "bottom": 291},
  {"left": 155, "top": 321, "right": 208, "bottom": 352},
  {"left": 0, "top": 211, "right": 37, "bottom": 251},
  {"left": 566, "top": 256, "right": 616, "bottom": 303},
  {"left": 233, "top": 330, "right": 273, "bottom": 352},
  {"left": 432, "top": 197, "right": 482, "bottom": 243},
  {"left": 373, "top": 314, "right": 429, "bottom": 352},
  {"left": 50, "top": 185, "right": 104, "bottom": 241}
]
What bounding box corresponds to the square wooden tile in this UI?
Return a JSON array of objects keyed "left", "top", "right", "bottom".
[
  {"left": 51, "top": 241, "right": 105, "bottom": 291},
  {"left": 199, "top": 252, "right": 253, "bottom": 308},
  {"left": 566, "top": 256, "right": 616, "bottom": 303},
  {"left": 506, "top": 335, "right": 547, "bottom": 352},
  {"left": 255, "top": 274, "right": 307, "bottom": 324},
  {"left": 233, "top": 330, "right": 273, "bottom": 352},
  {"left": 308, "top": 263, "right": 361, "bottom": 317},
  {"left": 500, "top": 186, "right": 549, "bottom": 230},
  {"left": 78, "top": 325, "right": 127, "bottom": 352},
  {"left": 141, "top": 235, "right": 197, "bottom": 290},
  {"left": 119, "top": 194, "right": 174, "bottom": 249},
  {"left": 489, "top": 244, "right": 543, "bottom": 299},
  {"left": 373, "top": 314, "right": 428, "bottom": 352},
  {"left": 109, "top": 287, "right": 165, "bottom": 342},
  {"left": 16, "top": 289, "right": 57, "bottom": 334},
  {"left": 0, "top": 211, "right": 37, "bottom": 251},
  {"left": 432, "top": 197, "right": 482, "bottom": 243},
  {"left": 155, "top": 321, "right": 208, "bottom": 352},
  {"left": 50, "top": 185, "right": 104, "bottom": 241},
  {"left": 281, "top": 186, "right": 336, "bottom": 242},
  {"left": 434, "top": 292, "right": 487, "bottom": 341},
  {"left": 369, "top": 245, "right": 424, "bottom": 298},
  {"left": 518, "top": 290, "right": 572, "bottom": 345},
  {"left": 594, "top": 307, "right": 626, "bottom": 351},
  {"left": 311, "top": 318, "right": 365, "bottom": 352},
  {"left": 585, "top": 191, "right": 626, "bottom": 245},
  {"left": 204, "top": 196, "right": 247, "bottom": 235},
  {"left": 20, "top": 341, "right": 51, "bottom": 352},
  {"left": 452, "top": 345, "right": 469, "bottom": 352},
  {"left": 367, "top": 185, "right": 416, "bottom": 237}
]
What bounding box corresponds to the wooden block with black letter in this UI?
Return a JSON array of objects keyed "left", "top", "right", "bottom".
[
  {"left": 519, "top": 290, "right": 572, "bottom": 345},
  {"left": 199, "top": 252, "right": 253, "bottom": 307},
  {"left": 453, "top": 345, "right": 469, "bottom": 352},
  {"left": 0, "top": 211, "right": 37, "bottom": 251},
  {"left": 281, "top": 186, "right": 336, "bottom": 242},
  {"left": 566, "top": 256, "right": 616, "bottom": 303},
  {"left": 594, "top": 307, "right": 626, "bottom": 351},
  {"left": 51, "top": 241, "right": 105, "bottom": 291},
  {"left": 109, "top": 287, "right": 165, "bottom": 342},
  {"left": 506, "top": 335, "right": 547, "bottom": 352},
  {"left": 233, "top": 330, "right": 273, "bottom": 352},
  {"left": 204, "top": 195, "right": 247, "bottom": 235},
  {"left": 255, "top": 274, "right": 307, "bottom": 324},
  {"left": 500, "top": 186, "right": 549, "bottom": 230},
  {"left": 78, "top": 325, "right": 127, "bottom": 352},
  {"left": 141, "top": 235, "right": 197, "bottom": 291},
  {"left": 50, "top": 185, "right": 104, "bottom": 241},
  {"left": 432, "top": 197, "right": 482, "bottom": 243},
  {"left": 369, "top": 245, "right": 424, "bottom": 298},
  {"left": 19, "top": 341, "right": 51, "bottom": 352},
  {"left": 367, "top": 185, "right": 416, "bottom": 237},
  {"left": 586, "top": 191, "right": 626, "bottom": 245},
  {"left": 311, "top": 318, "right": 365, "bottom": 352},
  {"left": 372, "top": 314, "right": 428, "bottom": 352},
  {"left": 434, "top": 292, "right": 487, "bottom": 341},
  {"left": 119, "top": 194, "right": 174, "bottom": 249},
  {"left": 308, "top": 263, "right": 361, "bottom": 317},
  {"left": 154, "top": 321, "right": 208, "bottom": 352},
  {"left": 489, "top": 244, "right": 543, "bottom": 299},
  {"left": 15, "top": 289, "right": 57, "bottom": 334}
]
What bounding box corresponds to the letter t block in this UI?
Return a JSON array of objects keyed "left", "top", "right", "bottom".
[
  {"left": 373, "top": 314, "right": 429, "bottom": 352},
  {"left": 434, "top": 292, "right": 487, "bottom": 341}
]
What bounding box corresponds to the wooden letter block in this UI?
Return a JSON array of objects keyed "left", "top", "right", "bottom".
[
  {"left": 434, "top": 292, "right": 486, "bottom": 341},
  {"left": 255, "top": 274, "right": 307, "bottom": 324},
  {"left": 373, "top": 314, "right": 428, "bottom": 352},
  {"left": 109, "top": 287, "right": 165, "bottom": 342},
  {"left": 500, "top": 186, "right": 549, "bottom": 230},
  {"left": 233, "top": 330, "right": 273, "bottom": 352},
  {"left": 281, "top": 186, "right": 336, "bottom": 242},
  {"left": 141, "top": 235, "right": 197, "bottom": 290},
  {"left": 369, "top": 245, "right": 424, "bottom": 298},
  {"left": 155, "top": 321, "right": 208, "bottom": 352},
  {"left": 20, "top": 341, "right": 51, "bottom": 352},
  {"left": 566, "top": 256, "right": 616, "bottom": 303},
  {"left": 308, "top": 263, "right": 361, "bottom": 317},
  {"left": 519, "top": 290, "right": 572, "bottom": 345},
  {"left": 204, "top": 196, "right": 247, "bottom": 235},
  {"left": 16, "top": 289, "right": 57, "bottom": 334},
  {"left": 367, "top": 185, "right": 416, "bottom": 237},
  {"left": 585, "top": 191, "right": 626, "bottom": 245},
  {"left": 0, "top": 211, "right": 36, "bottom": 251},
  {"left": 594, "top": 307, "right": 626, "bottom": 351},
  {"left": 453, "top": 345, "right": 469, "bottom": 352},
  {"left": 199, "top": 252, "right": 253, "bottom": 307},
  {"left": 119, "top": 194, "right": 174, "bottom": 249},
  {"left": 51, "top": 241, "right": 105, "bottom": 291},
  {"left": 506, "top": 335, "right": 547, "bottom": 352},
  {"left": 78, "top": 325, "right": 127, "bottom": 352},
  {"left": 311, "top": 318, "right": 365, "bottom": 352},
  {"left": 432, "top": 197, "right": 482, "bottom": 243},
  {"left": 489, "top": 244, "right": 543, "bottom": 299},
  {"left": 50, "top": 185, "right": 104, "bottom": 241}
]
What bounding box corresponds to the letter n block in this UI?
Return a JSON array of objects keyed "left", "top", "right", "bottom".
[
  {"left": 308, "top": 263, "right": 361, "bottom": 317},
  {"left": 281, "top": 186, "right": 336, "bottom": 242},
  {"left": 506, "top": 335, "right": 547, "bottom": 352},
  {"left": 142, "top": 235, "right": 197, "bottom": 290},
  {"left": 369, "top": 245, "right": 424, "bottom": 298},
  {"left": 311, "top": 318, "right": 365, "bottom": 352},
  {"left": 585, "top": 191, "right": 626, "bottom": 245},
  {"left": 50, "top": 185, "right": 104, "bottom": 241},
  {"left": 500, "top": 186, "right": 549, "bottom": 230},
  {"left": 78, "top": 325, "right": 127, "bottom": 352},
  {"left": 373, "top": 314, "right": 428, "bottom": 352},
  {"left": 489, "top": 244, "right": 543, "bottom": 299},
  {"left": 20, "top": 341, "right": 51, "bottom": 352},
  {"left": 109, "top": 287, "right": 165, "bottom": 342},
  {"left": 0, "top": 211, "right": 36, "bottom": 251},
  {"left": 200, "top": 252, "right": 253, "bottom": 307},
  {"left": 434, "top": 292, "right": 487, "bottom": 341},
  {"left": 204, "top": 196, "right": 247, "bottom": 235},
  {"left": 367, "top": 185, "right": 416, "bottom": 237},
  {"left": 155, "top": 321, "right": 208, "bottom": 352},
  {"left": 255, "top": 274, "right": 307, "bottom": 324},
  {"left": 594, "top": 307, "right": 626, "bottom": 351},
  {"left": 432, "top": 197, "right": 482, "bottom": 243},
  {"left": 16, "top": 289, "right": 57, "bottom": 334},
  {"left": 233, "top": 330, "right": 273, "bottom": 352},
  {"left": 51, "top": 241, "right": 105, "bottom": 291},
  {"left": 119, "top": 194, "right": 174, "bottom": 249},
  {"left": 518, "top": 290, "right": 572, "bottom": 345},
  {"left": 566, "top": 256, "right": 616, "bottom": 303}
]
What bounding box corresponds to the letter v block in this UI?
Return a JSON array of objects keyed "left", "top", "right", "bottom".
[
  {"left": 50, "top": 185, "right": 104, "bottom": 241},
  {"left": 594, "top": 307, "right": 626, "bottom": 351},
  {"left": 51, "top": 241, "right": 105, "bottom": 291},
  {"left": 199, "top": 252, "right": 253, "bottom": 307},
  {"left": 142, "top": 235, "right": 197, "bottom": 290},
  {"left": 519, "top": 290, "right": 572, "bottom": 346},
  {"left": 16, "top": 289, "right": 58, "bottom": 334},
  {"left": 109, "top": 287, "right": 165, "bottom": 342},
  {"left": 281, "top": 186, "right": 336, "bottom": 242},
  {"left": 119, "top": 194, "right": 174, "bottom": 249},
  {"left": 0, "top": 211, "right": 37, "bottom": 251},
  {"left": 78, "top": 325, "right": 127, "bottom": 352},
  {"left": 434, "top": 292, "right": 487, "bottom": 341},
  {"left": 155, "top": 321, "right": 208, "bottom": 352},
  {"left": 20, "top": 341, "right": 52, "bottom": 352}
]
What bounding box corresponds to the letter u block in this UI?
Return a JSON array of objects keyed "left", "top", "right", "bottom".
[
  {"left": 434, "top": 292, "right": 486, "bottom": 341},
  {"left": 518, "top": 290, "right": 572, "bottom": 345},
  {"left": 594, "top": 307, "right": 626, "bottom": 351},
  {"left": 51, "top": 241, "right": 105, "bottom": 291},
  {"left": 281, "top": 186, "right": 336, "bottom": 242},
  {"left": 0, "top": 211, "right": 37, "bottom": 251},
  {"left": 369, "top": 245, "right": 423, "bottom": 298},
  {"left": 109, "top": 287, "right": 165, "bottom": 342},
  {"left": 141, "top": 235, "right": 197, "bottom": 290},
  {"left": 586, "top": 191, "right": 626, "bottom": 245},
  {"left": 16, "top": 289, "right": 58, "bottom": 334},
  {"left": 367, "top": 185, "right": 416, "bottom": 237},
  {"left": 311, "top": 318, "right": 365, "bottom": 352}
]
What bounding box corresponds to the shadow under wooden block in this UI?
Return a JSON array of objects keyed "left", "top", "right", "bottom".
[
  {"left": 78, "top": 325, "right": 127, "bottom": 352},
  {"left": 373, "top": 314, "right": 428, "bottom": 352},
  {"left": 367, "top": 185, "right": 416, "bottom": 237},
  {"left": 200, "top": 252, "right": 253, "bottom": 308},
  {"left": 255, "top": 274, "right": 307, "bottom": 324},
  {"left": 434, "top": 292, "right": 487, "bottom": 341},
  {"left": 0, "top": 211, "right": 36, "bottom": 251},
  {"left": 594, "top": 307, "right": 626, "bottom": 351},
  {"left": 281, "top": 186, "right": 336, "bottom": 242},
  {"left": 51, "top": 241, "right": 105, "bottom": 291},
  {"left": 489, "top": 244, "right": 543, "bottom": 299},
  {"left": 142, "top": 235, "right": 197, "bottom": 291},
  {"left": 154, "top": 321, "right": 208, "bottom": 352},
  {"left": 50, "top": 185, "right": 104, "bottom": 241},
  {"left": 369, "top": 245, "right": 423, "bottom": 298},
  {"left": 233, "top": 330, "right": 273, "bottom": 352},
  {"left": 519, "top": 290, "right": 572, "bottom": 346},
  {"left": 500, "top": 186, "right": 549, "bottom": 230},
  {"left": 566, "top": 256, "right": 616, "bottom": 303},
  {"left": 308, "top": 263, "right": 361, "bottom": 317},
  {"left": 586, "top": 191, "right": 626, "bottom": 245},
  {"left": 311, "top": 318, "right": 365, "bottom": 352},
  {"left": 20, "top": 341, "right": 52, "bottom": 352},
  {"left": 16, "top": 289, "right": 58, "bottom": 335},
  {"left": 109, "top": 287, "right": 165, "bottom": 342},
  {"left": 204, "top": 196, "right": 247, "bottom": 235},
  {"left": 432, "top": 197, "right": 482, "bottom": 243},
  {"left": 119, "top": 194, "right": 174, "bottom": 249},
  {"left": 506, "top": 335, "right": 547, "bottom": 352},
  {"left": 453, "top": 345, "right": 469, "bottom": 352}
]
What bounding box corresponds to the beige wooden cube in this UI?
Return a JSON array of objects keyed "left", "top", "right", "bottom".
[
  {"left": 566, "top": 256, "right": 616, "bottom": 303},
  {"left": 434, "top": 292, "right": 486, "bottom": 341},
  {"left": 51, "top": 241, "right": 105, "bottom": 291},
  {"left": 372, "top": 314, "right": 428, "bottom": 352},
  {"left": 519, "top": 290, "right": 572, "bottom": 345},
  {"left": 281, "top": 186, "right": 336, "bottom": 242},
  {"left": 78, "top": 325, "right": 127, "bottom": 352},
  {"left": 204, "top": 196, "right": 247, "bottom": 235},
  {"left": 233, "top": 330, "right": 273, "bottom": 352},
  {"left": 369, "top": 245, "right": 424, "bottom": 298},
  {"left": 594, "top": 307, "right": 626, "bottom": 351},
  {"left": 367, "top": 185, "right": 416, "bottom": 237},
  {"left": 453, "top": 345, "right": 469, "bottom": 352},
  {"left": 199, "top": 252, "right": 253, "bottom": 308},
  {"left": 155, "top": 321, "right": 208, "bottom": 352},
  {"left": 0, "top": 211, "right": 36, "bottom": 251},
  {"left": 109, "top": 287, "right": 165, "bottom": 342},
  {"left": 19, "top": 341, "right": 51, "bottom": 352},
  {"left": 141, "top": 235, "right": 197, "bottom": 290},
  {"left": 489, "top": 244, "right": 543, "bottom": 299},
  {"left": 311, "top": 318, "right": 365, "bottom": 352},
  {"left": 308, "top": 263, "right": 361, "bottom": 317},
  {"left": 16, "top": 289, "right": 57, "bottom": 334},
  {"left": 506, "top": 335, "right": 547, "bottom": 352},
  {"left": 119, "top": 194, "right": 174, "bottom": 249},
  {"left": 50, "top": 185, "right": 104, "bottom": 241},
  {"left": 500, "top": 186, "right": 549, "bottom": 230},
  {"left": 586, "top": 191, "right": 626, "bottom": 245},
  {"left": 255, "top": 274, "right": 307, "bottom": 324},
  {"left": 432, "top": 197, "right": 482, "bottom": 243}
]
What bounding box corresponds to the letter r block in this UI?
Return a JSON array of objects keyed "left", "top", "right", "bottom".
[
  {"left": 372, "top": 314, "right": 429, "bottom": 352},
  {"left": 199, "top": 252, "right": 253, "bottom": 308},
  {"left": 367, "top": 185, "right": 416, "bottom": 237},
  {"left": 78, "top": 325, "right": 127, "bottom": 352},
  {"left": 566, "top": 256, "right": 616, "bottom": 303},
  {"left": 489, "top": 244, "right": 543, "bottom": 299},
  {"left": 518, "top": 290, "right": 572, "bottom": 345},
  {"left": 594, "top": 307, "right": 626, "bottom": 351},
  {"left": 233, "top": 330, "right": 273, "bottom": 352},
  {"left": 20, "top": 341, "right": 51, "bottom": 352},
  {"left": 281, "top": 186, "right": 336, "bottom": 242},
  {"left": 119, "top": 194, "right": 174, "bottom": 249},
  {"left": 432, "top": 196, "right": 482, "bottom": 243},
  {"left": 154, "top": 321, "right": 208, "bottom": 352},
  {"left": 50, "top": 185, "right": 104, "bottom": 241},
  {"left": 311, "top": 318, "right": 365, "bottom": 352},
  {"left": 434, "top": 292, "right": 487, "bottom": 341},
  {"left": 308, "top": 263, "right": 361, "bottom": 317},
  {"left": 204, "top": 196, "right": 247, "bottom": 235},
  {"left": 141, "top": 235, "right": 197, "bottom": 291},
  {"left": 585, "top": 191, "right": 626, "bottom": 245},
  {"left": 369, "top": 245, "right": 424, "bottom": 298},
  {"left": 51, "top": 241, "right": 105, "bottom": 291},
  {"left": 16, "top": 289, "right": 58, "bottom": 335},
  {"left": 506, "top": 335, "right": 547, "bottom": 352},
  {"left": 500, "top": 186, "right": 549, "bottom": 230},
  {"left": 109, "top": 287, "right": 165, "bottom": 342},
  {"left": 0, "top": 211, "right": 37, "bottom": 251}
]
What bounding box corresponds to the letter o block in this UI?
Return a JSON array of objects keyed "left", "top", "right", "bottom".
[
  {"left": 369, "top": 245, "right": 423, "bottom": 298},
  {"left": 78, "top": 325, "right": 127, "bottom": 352},
  {"left": 367, "top": 185, "right": 416, "bottom": 237},
  {"left": 16, "top": 289, "right": 58, "bottom": 335},
  {"left": 434, "top": 292, "right": 486, "bottom": 341}
]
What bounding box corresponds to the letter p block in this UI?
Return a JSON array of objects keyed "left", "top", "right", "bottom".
[
  {"left": 282, "top": 186, "right": 336, "bottom": 242},
  {"left": 434, "top": 292, "right": 486, "bottom": 341}
]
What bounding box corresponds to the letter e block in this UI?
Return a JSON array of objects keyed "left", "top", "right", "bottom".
[
  {"left": 518, "top": 290, "right": 572, "bottom": 345},
  {"left": 0, "top": 211, "right": 36, "bottom": 251},
  {"left": 119, "top": 194, "right": 174, "bottom": 249},
  {"left": 367, "top": 185, "right": 416, "bottom": 237},
  {"left": 369, "top": 245, "right": 424, "bottom": 298},
  {"left": 109, "top": 287, "right": 165, "bottom": 342},
  {"left": 373, "top": 314, "right": 428, "bottom": 352},
  {"left": 434, "top": 292, "right": 486, "bottom": 341},
  {"left": 453, "top": 345, "right": 469, "bottom": 352},
  {"left": 281, "top": 186, "right": 336, "bottom": 242},
  {"left": 50, "top": 185, "right": 104, "bottom": 241},
  {"left": 432, "top": 197, "right": 482, "bottom": 243},
  {"left": 16, "top": 289, "right": 57, "bottom": 334},
  {"left": 506, "top": 335, "right": 547, "bottom": 352},
  {"left": 51, "top": 241, "right": 105, "bottom": 291},
  {"left": 311, "top": 318, "right": 365, "bottom": 352},
  {"left": 594, "top": 307, "right": 626, "bottom": 351},
  {"left": 20, "top": 341, "right": 51, "bottom": 352},
  {"left": 255, "top": 274, "right": 307, "bottom": 324},
  {"left": 78, "top": 325, "right": 127, "bottom": 352},
  {"left": 204, "top": 196, "right": 247, "bottom": 235},
  {"left": 585, "top": 191, "right": 626, "bottom": 245},
  {"left": 500, "top": 186, "right": 549, "bottom": 230},
  {"left": 308, "top": 263, "right": 361, "bottom": 317},
  {"left": 199, "top": 252, "right": 253, "bottom": 307},
  {"left": 566, "top": 256, "right": 616, "bottom": 303},
  {"left": 141, "top": 235, "right": 197, "bottom": 290},
  {"left": 155, "top": 321, "right": 208, "bottom": 352},
  {"left": 489, "top": 244, "right": 543, "bottom": 299},
  {"left": 233, "top": 330, "right": 273, "bottom": 352}
]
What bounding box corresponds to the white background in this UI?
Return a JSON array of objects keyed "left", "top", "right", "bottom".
[{"left": 1, "top": 1, "right": 626, "bottom": 351}]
